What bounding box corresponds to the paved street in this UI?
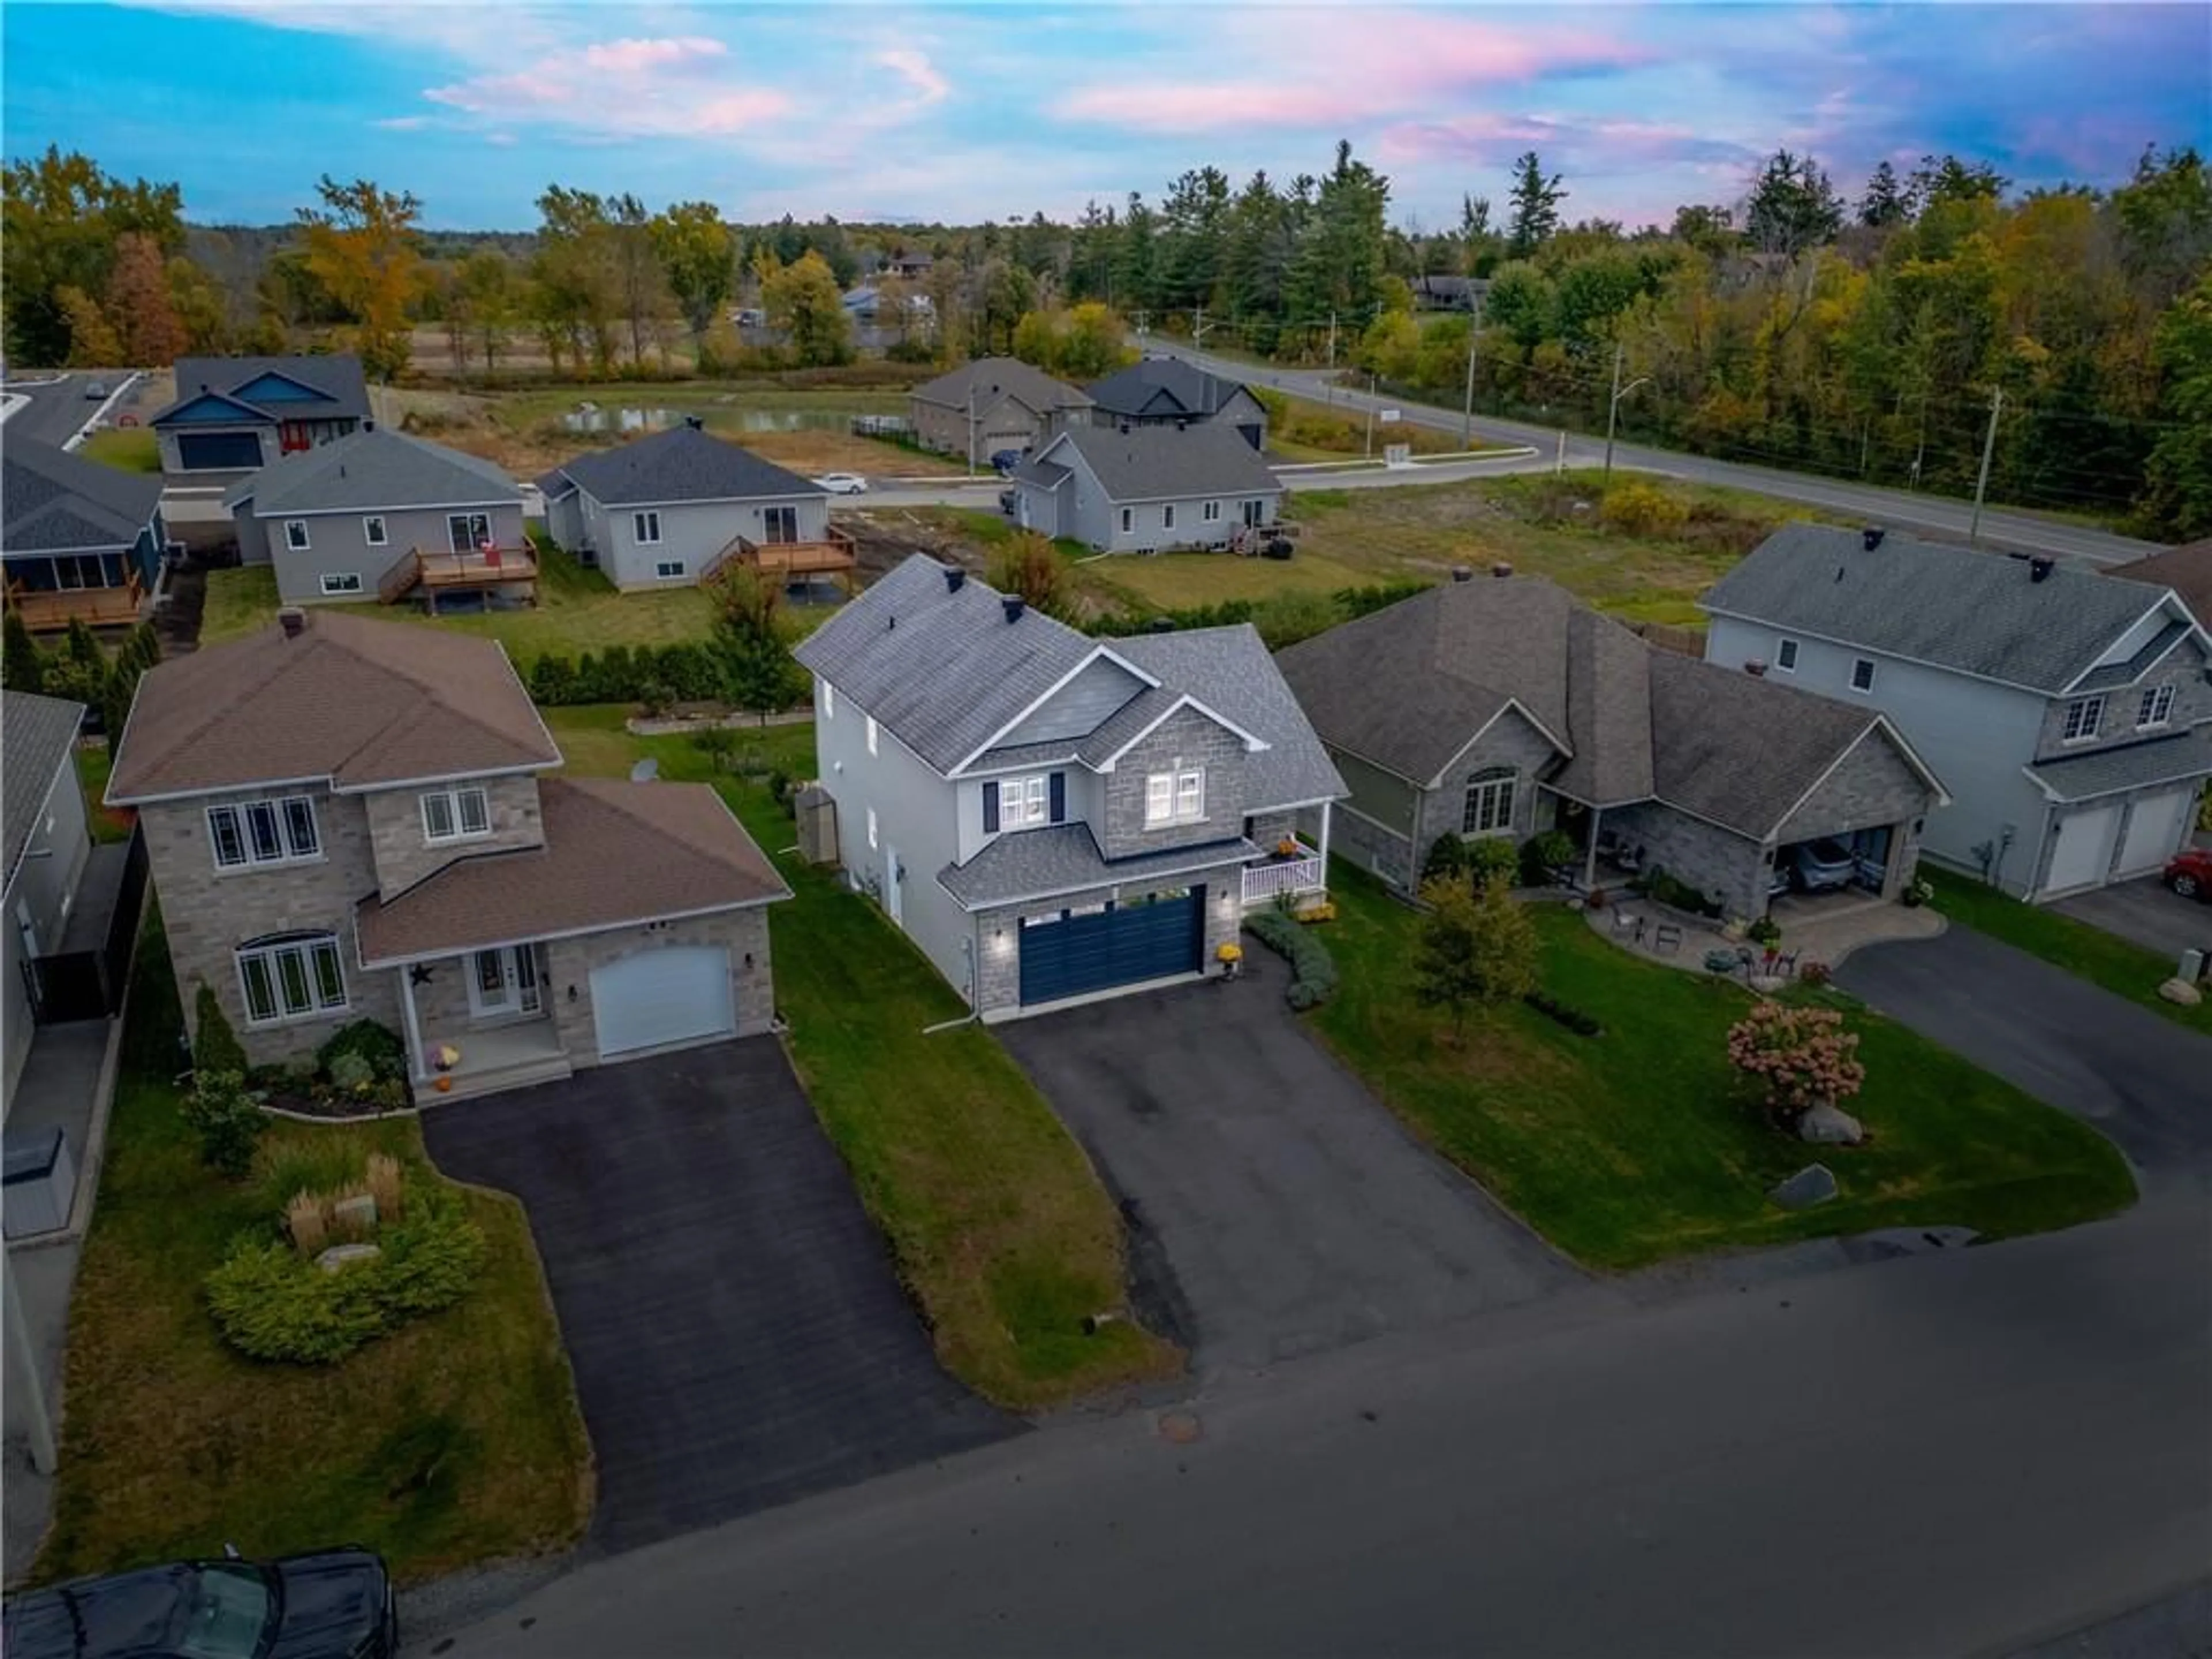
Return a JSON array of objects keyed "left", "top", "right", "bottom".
[
  {"left": 418, "top": 1181, "right": 2211, "bottom": 1659},
  {"left": 0, "top": 370, "right": 132, "bottom": 449}
]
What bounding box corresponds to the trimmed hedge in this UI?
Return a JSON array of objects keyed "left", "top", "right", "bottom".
[
  {"left": 1522, "top": 990, "right": 1603, "bottom": 1037},
  {"left": 529, "top": 642, "right": 729, "bottom": 707},
  {"left": 1245, "top": 911, "right": 1340, "bottom": 1010}
]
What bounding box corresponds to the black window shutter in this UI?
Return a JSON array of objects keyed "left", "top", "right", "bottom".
[
  {"left": 1049, "top": 772, "right": 1066, "bottom": 824},
  {"left": 983, "top": 782, "right": 1000, "bottom": 832}
]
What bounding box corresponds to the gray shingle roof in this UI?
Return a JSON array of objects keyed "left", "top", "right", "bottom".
[
  {"left": 1702, "top": 524, "right": 2171, "bottom": 694},
  {"left": 3, "top": 691, "right": 85, "bottom": 888},
  {"left": 2, "top": 435, "right": 164, "bottom": 555},
  {"left": 1085, "top": 358, "right": 1249, "bottom": 420},
  {"left": 536, "top": 425, "right": 822, "bottom": 509},
  {"left": 224, "top": 427, "right": 520, "bottom": 515},
  {"left": 2027, "top": 728, "right": 2212, "bottom": 803},
  {"left": 155, "top": 355, "right": 370, "bottom": 425},
  {"left": 1048, "top": 423, "right": 1279, "bottom": 504},
  {"left": 937, "top": 823, "right": 1257, "bottom": 910},
  {"left": 1109, "top": 627, "right": 1346, "bottom": 808},
  {"left": 912, "top": 357, "right": 1093, "bottom": 414},
  {"left": 2070, "top": 620, "right": 2193, "bottom": 694}
]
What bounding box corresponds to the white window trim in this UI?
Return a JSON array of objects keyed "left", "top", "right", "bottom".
[
  {"left": 1775, "top": 637, "right": 1799, "bottom": 673},
  {"left": 2135, "top": 684, "right": 2175, "bottom": 730},
  {"left": 207, "top": 796, "right": 320, "bottom": 871},
  {"left": 2061, "top": 695, "right": 2104, "bottom": 744},
  {"left": 421, "top": 785, "right": 493, "bottom": 845},
  {"left": 467, "top": 945, "right": 541, "bottom": 1020},
  {"left": 1162, "top": 503, "right": 1177, "bottom": 530},
  {"left": 654, "top": 558, "right": 687, "bottom": 579},
  {"left": 1001, "top": 774, "right": 1050, "bottom": 830},
  {"left": 236, "top": 934, "right": 349, "bottom": 1027},
  {"left": 1144, "top": 767, "right": 1205, "bottom": 828},
  {"left": 866, "top": 714, "right": 879, "bottom": 756},
  {"left": 283, "top": 519, "right": 310, "bottom": 552},
  {"left": 866, "top": 806, "right": 879, "bottom": 850},
  {"left": 362, "top": 515, "right": 388, "bottom": 547},
  {"left": 1119, "top": 506, "right": 1134, "bottom": 533},
  {"left": 822, "top": 682, "right": 835, "bottom": 720},
  {"left": 1849, "top": 658, "right": 1876, "bottom": 694},
  {"left": 1461, "top": 770, "right": 1516, "bottom": 836},
  {"left": 320, "top": 572, "right": 363, "bottom": 596},
  {"left": 1202, "top": 499, "right": 1222, "bottom": 523},
  {"left": 633, "top": 510, "right": 662, "bottom": 546}
]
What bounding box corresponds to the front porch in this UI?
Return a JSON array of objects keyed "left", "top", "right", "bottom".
[
  {"left": 397, "top": 941, "right": 573, "bottom": 1103},
  {"left": 1242, "top": 802, "right": 1332, "bottom": 911}
]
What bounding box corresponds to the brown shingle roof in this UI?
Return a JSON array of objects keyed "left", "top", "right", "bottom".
[
  {"left": 2108, "top": 541, "right": 2212, "bottom": 633},
  {"left": 356, "top": 777, "right": 789, "bottom": 963},
  {"left": 107, "top": 611, "right": 559, "bottom": 801}
]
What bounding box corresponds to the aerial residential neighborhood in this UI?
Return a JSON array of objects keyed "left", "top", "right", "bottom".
[{"left": 2, "top": 5, "right": 2209, "bottom": 1657}]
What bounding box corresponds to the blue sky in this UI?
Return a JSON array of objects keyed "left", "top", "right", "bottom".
[{"left": 4, "top": 2, "right": 2208, "bottom": 230}]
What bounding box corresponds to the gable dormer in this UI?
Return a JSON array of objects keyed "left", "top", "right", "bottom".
[
  {"left": 996, "top": 655, "right": 1147, "bottom": 748},
  {"left": 233, "top": 370, "right": 328, "bottom": 404}
]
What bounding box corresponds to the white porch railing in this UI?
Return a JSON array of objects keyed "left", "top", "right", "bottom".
[{"left": 1243, "top": 850, "right": 1327, "bottom": 908}]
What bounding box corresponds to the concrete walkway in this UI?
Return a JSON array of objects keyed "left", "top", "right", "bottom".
[{"left": 1584, "top": 890, "right": 1944, "bottom": 978}]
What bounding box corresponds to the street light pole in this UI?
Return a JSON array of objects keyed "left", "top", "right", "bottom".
[{"left": 1601, "top": 342, "right": 1650, "bottom": 486}]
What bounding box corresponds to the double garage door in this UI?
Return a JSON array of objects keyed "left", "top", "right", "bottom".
[
  {"left": 1018, "top": 888, "right": 1204, "bottom": 1007},
  {"left": 175, "top": 431, "right": 263, "bottom": 471},
  {"left": 2046, "top": 788, "right": 2196, "bottom": 894},
  {"left": 590, "top": 946, "right": 734, "bottom": 1059}
]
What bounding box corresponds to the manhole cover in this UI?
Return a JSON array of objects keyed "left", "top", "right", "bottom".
[{"left": 1157, "top": 1410, "right": 1203, "bottom": 1445}]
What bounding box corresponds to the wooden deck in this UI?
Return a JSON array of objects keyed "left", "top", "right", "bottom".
[
  {"left": 705, "top": 526, "right": 858, "bottom": 592},
  {"left": 4, "top": 574, "right": 146, "bottom": 631},
  {"left": 378, "top": 547, "right": 539, "bottom": 611}
]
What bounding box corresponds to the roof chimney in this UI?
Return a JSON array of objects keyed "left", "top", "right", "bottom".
[
  {"left": 2030, "top": 556, "right": 2055, "bottom": 583},
  {"left": 278, "top": 607, "right": 308, "bottom": 639},
  {"left": 1491, "top": 562, "right": 1513, "bottom": 579},
  {"left": 1452, "top": 566, "right": 1474, "bottom": 582},
  {"left": 1002, "top": 595, "right": 1026, "bottom": 624},
  {"left": 1862, "top": 526, "right": 1885, "bottom": 551},
  {"left": 1744, "top": 658, "right": 1768, "bottom": 677},
  {"left": 944, "top": 565, "right": 965, "bottom": 593}
]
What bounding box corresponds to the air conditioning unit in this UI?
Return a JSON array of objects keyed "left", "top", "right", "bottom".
[{"left": 794, "top": 783, "right": 840, "bottom": 866}]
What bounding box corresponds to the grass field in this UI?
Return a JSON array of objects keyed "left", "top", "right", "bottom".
[
  {"left": 76, "top": 427, "right": 160, "bottom": 473},
  {"left": 36, "top": 913, "right": 591, "bottom": 1587},
  {"left": 73, "top": 743, "right": 132, "bottom": 843},
  {"left": 1308, "top": 873, "right": 2136, "bottom": 1270},
  {"left": 543, "top": 707, "right": 1183, "bottom": 1407}
]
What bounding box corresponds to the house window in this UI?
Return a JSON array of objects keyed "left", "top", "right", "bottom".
[
  {"left": 1120, "top": 506, "right": 1134, "bottom": 534},
  {"left": 362, "top": 516, "right": 388, "bottom": 547},
  {"left": 866, "top": 715, "right": 879, "bottom": 756},
  {"left": 320, "top": 573, "right": 363, "bottom": 597},
  {"left": 762, "top": 505, "right": 798, "bottom": 544},
  {"left": 1162, "top": 503, "right": 1177, "bottom": 530},
  {"left": 421, "top": 786, "right": 493, "bottom": 844},
  {"left": 1242, "top": 499, "right": 1266, "bottom": 528},
  {"left": 1203, "top": 500, "right": 1222, "bottom": 524},
  {"left": 1461, "top": 767, "right": 1516, "bottom": 836},
  {"left": 632, "top": 511, "right": 662, "bottom": 545},
  {"left": 654, "top": 559, "right": 686, "bottom": 580},
  {"left": 1145, "top": 767, "right": 1205, "bottom": 827},
  {"left": 1849, "top": 658, "right": 1876, "bottom": 694},
  {"left": 867, "top": 806, "right": 879, "bottom": 851},
  {"left": 283, "top": 520, "right": 311, "bottom": 552},
  {"left": 207, "top": 797, "right": 319, "bottom": 869},
  {"left": 822, "top": 683, "right": 834, "bottom": 720},
  {"left": 2061, "top": 695, "right": 2104, "bottom": 743},
  {"left": 236, "top": 933, "right": 348, "bottom": 1025},
  {"left": 447, "top": 512, "right": 492, "bottom": 554},
  {"left": 1775, "top": 638, "right": 1800, "bottom": 672},
  {"left": 1002, "top": 775, "right": 1050, "bottom": 830},
  {"left": 2137, "top": 684, "right": 2175, "bottom": 729}
]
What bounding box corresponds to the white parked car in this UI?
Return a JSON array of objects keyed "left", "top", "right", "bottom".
[{"left": 813, "top": 472, "right": 868, "bottom": 495}]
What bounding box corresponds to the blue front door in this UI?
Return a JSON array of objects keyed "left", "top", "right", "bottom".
[{"left": 1017, "top": 887, "right": 1204, "bottom": 1006}]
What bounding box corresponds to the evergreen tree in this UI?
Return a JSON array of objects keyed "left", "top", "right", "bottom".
[
  {"left": 1858, "top": 160, "right": 1914, "bottom": 228},
  {"left": 1505, "top": 152, "right": 1566, "bottom": 260},
  {"left": 1744, "top": 150, "right": 1844, "bottom": 257},
  {"left": 2, "top": 610, "right": 46, "bottom": 695}
]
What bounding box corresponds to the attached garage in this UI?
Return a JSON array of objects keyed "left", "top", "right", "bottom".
[
  {"left": 175, "top": 431, "right": 263, "bottom": 472},
  {"left": 2115, "top": 789, "right": 2195, "bottom": 878},
  {"left": 1018, "top": 887, "right": 1203, "bottom": 1006},
  {"left": 2044, "top": 804, "right": 2120, "bottom": 895},
  {"left": 590, "top": 945, "right": 735, "bottom": 1059}
]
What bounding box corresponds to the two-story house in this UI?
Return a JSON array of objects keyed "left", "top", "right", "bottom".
[
  {"left": 1010, "top": 424, "right": 1283, "bottom": 554},
  {"left": 1084, "top": 358, "right": 1269, "bottom": 451},
  {"left": 151, "top": 354, "right": 370, "bottom": 483},
  {"left": 107, "top": 609, "right": 789, "bottom": 1099},
  {"left": 1705, "top": 525, "right": 2212, "bottom": 902},
  {"left": 794, "top": 555, "right": 1343, "bottom": 1018}
]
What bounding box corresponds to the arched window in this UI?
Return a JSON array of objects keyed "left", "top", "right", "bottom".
[{"left": 1461, "top": 767, "right": 1516, "bottom": 836}]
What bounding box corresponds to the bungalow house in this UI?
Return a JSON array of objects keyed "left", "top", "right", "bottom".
[
  {"left": 1085, "top": 358, "right": 1269, "bottom": 451},
  {"left": 150, "top": 354, "right": 370, "bottom": 482},
  {"left": 1009, "top": 424, "right": 1283, "bottom": 554},
  {"left": 1277, "top": 571, "right": 1949, "bottom": 922},
  {"left": 2, "top": 435, "right": 168, "bottom": 631},
  {"left": 536, "top": 420, "right": 844, "bottom": 592},
  {"left": 224, "top": 425, "right": 531, "bottom": 608},
  {"left": 908, "top": 358, "right": 1094, "bottom": 463},
  {"left": 1704, "top": 524, "right": 2211, "bottom": 901}
]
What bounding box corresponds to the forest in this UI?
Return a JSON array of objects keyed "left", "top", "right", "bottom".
[{"left": 4, "top": 136, "right": 2207, "bottom": 536}]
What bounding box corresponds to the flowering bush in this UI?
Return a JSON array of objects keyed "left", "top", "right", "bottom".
[{"left": 1726, "top": 1001, "right": 1865, "bottom": 1127}]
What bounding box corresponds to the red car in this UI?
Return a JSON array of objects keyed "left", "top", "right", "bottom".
[{"left": 2166, "top": 847, "right": 2212, "bottom": 902}]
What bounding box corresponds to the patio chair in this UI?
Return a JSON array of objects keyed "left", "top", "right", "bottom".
[
  {"left": 1774, "top": 952, "right": 1799, "bottom": 979},
  {"left": 1654, "top": 923, "right": 1683, "bottom": 955},
  {"left": 1611, "top": 907, "right": 1638, "bottom": 934}
]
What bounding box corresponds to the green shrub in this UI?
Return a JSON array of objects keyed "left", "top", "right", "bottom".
[
  {"left": 1642, "top": 866, "right": 1714, "bottom": 916},
  {"left": 1245, "top": 911, "right": 1340, "bottom": 1009},
  {"left": 1334, "top": 581, "right": 1429, "bottom": 620},
  {"left": 204, "top": 1195, "right": 487, "bottom": 1365},
  {"left": 327, "top": 1051, "right": 376, "bottom": 1091},
  {"left": 181, "top": 1071, "right": 266, "bottom": 1178},
  {"left": 1600, "top": 480, "right": 1690, "bottom": 536},
  {"left": 315, "top": 1019, "right": 407, "bottom": 1084},
  {"left": 529, "top": 653, "right": 578, "bottom": 705},
  {"left": 1522, "top": 990, "right": 1603, "bottom": 1036},
  {"left": 192, "top": 982, "right": 249, "bottom": 1077},
  {"left": 1251, "top": 590, "right": 1344, "bottom": 651},
  {"left": 1521, "top": 830, "right": 1577, "bottom": 886},
  {"left": 1466, "top": 836, "right": 1520, "bottom": 887},
  {"left": 1747, "top": 915, "right": 1782, "bottom": 946},
  {"left": 1423, "top": 834, "right": 1469, "bottom": 882}
]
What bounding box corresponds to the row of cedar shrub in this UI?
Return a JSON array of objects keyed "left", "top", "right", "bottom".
[
  {"left": 527, "top": 642, "right": 730, "bottom": 707},
  {"left": 1089, "top": 580, "right": 1429, "bottom": 643}
]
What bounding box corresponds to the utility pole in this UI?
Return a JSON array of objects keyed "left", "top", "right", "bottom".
[
  {"left": 1326, "top": 310, "right": 1338, "bottom": 369},
  {"left": 1461, "top": 334, "right": 1478, "bottom": 449},
  {"left": 966, "top": 382, "right": 977, "bottom": 476},
  {"left": 1365, "top": 373, "right": 1377, "bottom": 460},
  {"left": 1969, "top": 387, "right": 2004, "bottom": 546},
  {"left": 1192, "top": 306, "right": 1212, "bottom": 347},
  {"left": 1601, "top": 342, "right": 1650, "bottom": 486}
]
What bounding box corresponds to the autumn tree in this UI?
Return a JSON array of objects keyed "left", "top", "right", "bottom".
[
  {"left": 762, "top": 250, "right": 852, "bottom": 367},
  {"left": 532, "top": 186, "right": 620, "bottom": 373},
  {"left": 297, "top": 175, "right": 425, "bottom": 380},
  {"left": 101, "top": 232, "right": 186, "bottom": 365},
  {"left": 1058, "top": 301, "right": 1129, "bottom": 379},
  {"left": 165, "top": 255, "right": 230, "bottom": 353},
  {"left": 986, "top": 533, "right": 1072, "bottom": 620},
  {"left": 1505, "top": 151, "right": 1566, "bottom": 260},
  {"left": 458, "top": 251, "right": 515, "bottom": 371},
  {"left": 609, "top": 192, "right": 665, "bottom": 363},
  {"left": 1414, "top": 874, "right": 1537, "bottom": 1040},
  {"left": 650, "top": 200, "right": 736, "bottom": 350},
  {"left": 58, "top": 286, "right": 123, "bottom": 366},
  {"left": 1726, "top": 1002, "right": 1866, "bottom": 1130},
  {"left": 2, "top": 145, "right": 183, "bottom": 366}
]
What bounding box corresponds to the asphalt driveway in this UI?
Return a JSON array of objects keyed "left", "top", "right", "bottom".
[
  {"left": 422, "top": 1039, "right": 1015, "bottom": 1557},
  {"left": 1838, "top": 927, "right": 2212, "bottom": 1177},
  {"left": 997, "top": 976, "right": 1582, "bottom": 1374},
  {"left": 2051, "top": 874, "right": 2212, "bottom": 965}
]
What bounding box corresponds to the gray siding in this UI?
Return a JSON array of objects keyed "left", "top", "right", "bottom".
[
  {"left": 1054, "top": 444, "right": 1281, "bottom": 554},
  {"left": 1012, "top": 474, "right": 1071, "bottom": 539},
  {"left": 545, "top": 491, "right": 588, "bottom": 554},
  {"left": 1099, "top": 704, "right": 1255, "bottom": 859},
  {"left": 1328, "top": 746, "right": 1419, "bottom": 890},
  {"left": 955, "top": 766, "right": 1102, "bottom": 866},
  {"left": 2, "top": 745, "right": 92, "bottom": 1116},
  {"left": 250, "top": 500, "right": 527, "bottom": 604},
  {"left": 584, "top": 492, "right": 830, "bottom": 590}
]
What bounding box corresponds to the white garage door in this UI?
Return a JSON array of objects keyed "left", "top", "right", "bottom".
[
  {"left": 590, "top": 946, "right": 734, "bottom": 1059},
  {"left": 2115, "top": 789, "right": 2195, "bottom": 878},
  {"left": 2044, "top": 804, "right": 2120, "bottom": 895}
]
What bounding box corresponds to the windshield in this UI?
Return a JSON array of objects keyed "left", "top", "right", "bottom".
[{"left": 171, "top": 1563, "right": 275, "bottom": 1659}]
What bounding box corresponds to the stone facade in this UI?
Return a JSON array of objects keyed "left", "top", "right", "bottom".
[
  {"left": 971, "top": 867, "right": 1241, "bottom": 1020},
  {"left": 1332, "top": 805, "right": 1414, "bottom": 888},
  {"left": 2029, "top": 639, "right": 2212, "bottom": 764},
  {"left": 543, "top": 908, "right": 776, "bottom": 1063},
  {"left": 362, "top": 772, "right": 547, "bottom": 899},
  {"left": 1603, "top": 802, "right": 1768, "bottom": 922},
  {"left": 1774, "top": 730, "right": 1933, "bottom": 899},
  {"left": 1099, "top": 705, "right": 1256, "bottom": 859},
  {"left": 404, "top": 942, "right": 552, "bottom": 1047},
  {"left": 1410, "top": 710, "right": 1559, "bottom": 870},
  {"left": 1244, "top": 808, "right": 1300, "bottom": 851}
]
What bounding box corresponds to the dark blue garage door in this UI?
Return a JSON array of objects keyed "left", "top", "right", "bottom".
[
  {"left": 175, "top": 431, "right": 262, "bottom": 471},
  {"left": 1018, "top": 887, "right": 1204, "bottom": 1006}
]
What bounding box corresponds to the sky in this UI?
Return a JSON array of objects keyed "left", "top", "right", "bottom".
[{"left": 3, "top": 1, "right": 2209, "bottom": 231}]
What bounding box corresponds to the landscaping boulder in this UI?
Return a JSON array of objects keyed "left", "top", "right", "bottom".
[
  {"left": 1769, "top": 1163, "right": 1838, "bottom": 1210},
  {"left": 1798, "top": 1102, "right": 1866, "bottom": 1146},
  {"left": 2157, "top": 977, "right": 2202, "bottom": 1006},
  {"left": 332, "top": 1192, "right": 378, "bottom": 1234},
  {"left": 316, "top": 1241, "right": 381, "bottom": 1274}
]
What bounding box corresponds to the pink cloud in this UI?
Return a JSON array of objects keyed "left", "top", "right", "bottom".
[
  {"left": 422, "top": 35, "right": 789, "bottom": 137},
  {"left": 876, "top": 48, "right": 949, "bottom": 106}
]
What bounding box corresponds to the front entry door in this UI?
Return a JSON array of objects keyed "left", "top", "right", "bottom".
[{"left": 467, "top": 947, "right": 541, "bottom": 1019}]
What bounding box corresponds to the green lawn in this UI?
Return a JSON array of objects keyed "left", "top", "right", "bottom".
[
  {"left": 1923, "top": 867, "right": 2212, "bottom": 1035},
  {"left": 543, "top": 707, "right": 1182, "bottom": 1408},
  {"left": 36, "top": 912, "right": 591, "bottom": 1588},
  {"left": 198, "top": 565, "right": 282, "bottom": 645},
  {"left": 76, "top": 427, "right": 160, "bottom": 474},
  {"left": 1306, "top": 873, "right": 2136, "bottom": 1270},
  {"left": 73, "top": 743, "right": 133, "bottom": 843}
]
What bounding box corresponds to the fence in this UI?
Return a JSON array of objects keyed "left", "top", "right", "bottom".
[{"left": 22, "top": 827, "right": 149, "bottom": 1026}]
